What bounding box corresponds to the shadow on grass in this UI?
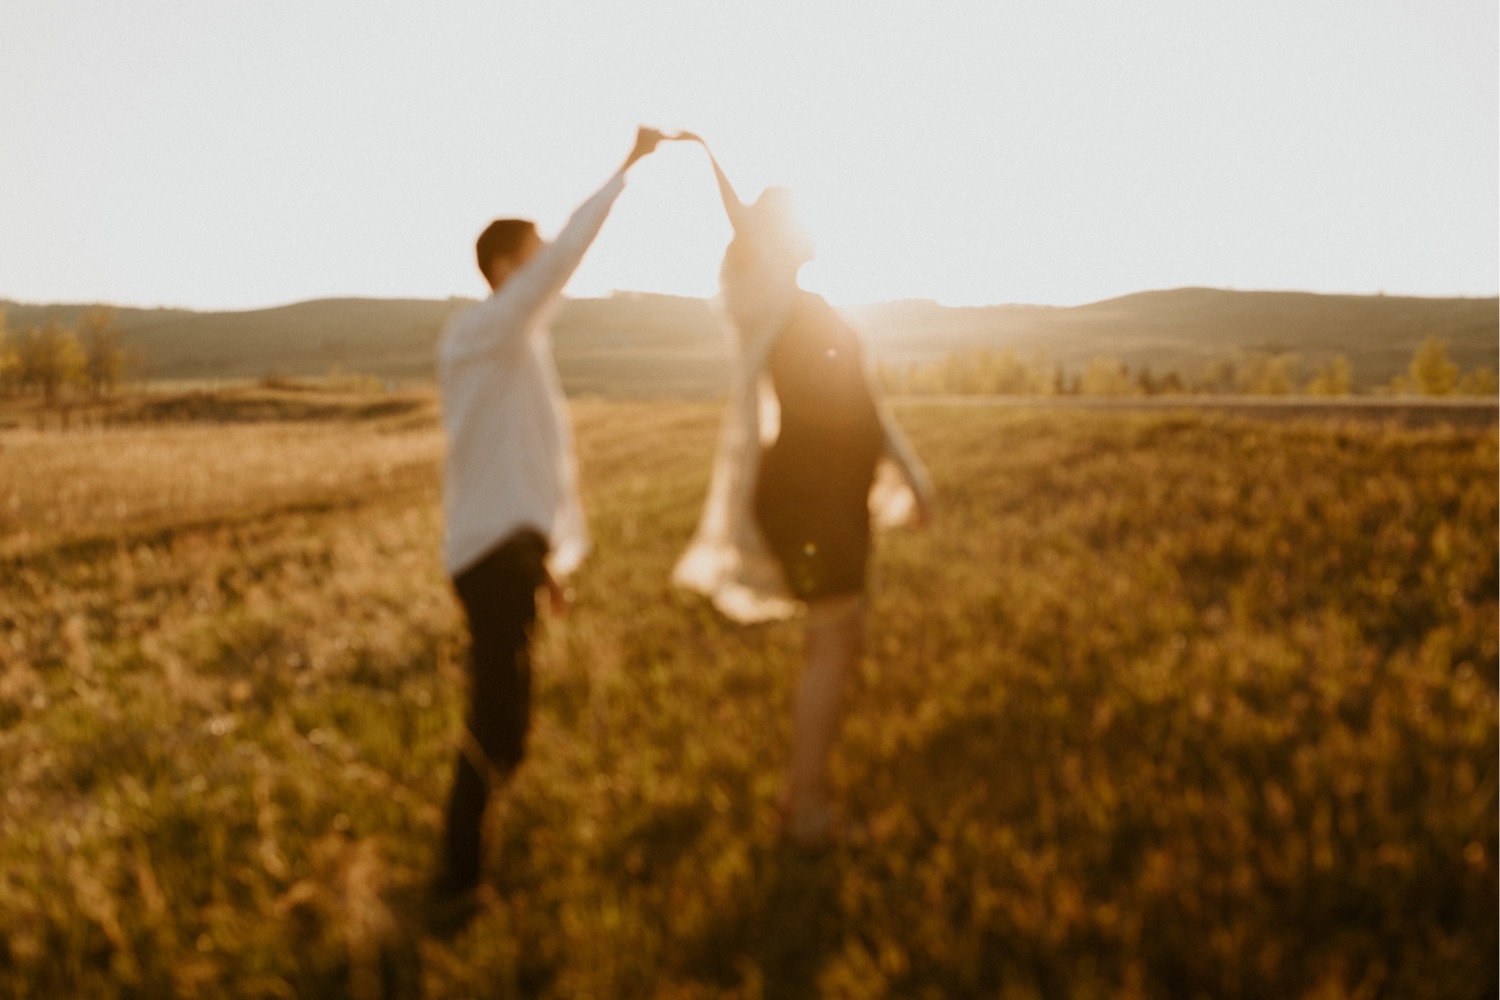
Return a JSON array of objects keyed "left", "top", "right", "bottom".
[{"left": 685, "top": 840, "right": 844, "bottom": 999}]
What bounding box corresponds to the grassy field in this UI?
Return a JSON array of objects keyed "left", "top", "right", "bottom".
[{"left": 0, "top": 394, "right": 1495, "bottom": 999}]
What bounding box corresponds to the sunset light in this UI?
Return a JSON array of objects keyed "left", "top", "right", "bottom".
[
  {"left": 0, "top": 5, "right": 1495, "bottom": 996},
  {"left": 2, "top": 3, "right": 1494, "bottom": 309}
]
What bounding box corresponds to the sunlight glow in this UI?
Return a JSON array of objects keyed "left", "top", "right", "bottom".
[{"left": 0, "top": 2, "right": 1494, "bottom": 309}]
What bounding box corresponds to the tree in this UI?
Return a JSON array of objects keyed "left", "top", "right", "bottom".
[
  {"left": 1304, "top": 355, "right": 1352, "bottom": 396},
  {"left": 873, "top": 358, "right": 902, "bottom": 395},
  {"left": 985, "top": 348, "right": 1031, "bottom": 395},
  {"left": 78, "top": 306, "right": 124, "bottom": 397},
  {"left": 899, "top": 347, "right": 1056, "bottom": 396},
  {"left": 1135, "top": 364, "right": 1186, "bottom": 395},
  {"left": 0, "top": 311, "right": 17, "bottom": 394},
  {"left": 18, "top": 321, "right": 86, "bottom": 403},
  {"left": 1240, "top": 353, "right": 1297, "bottom": 395},
  {"left": 975, "top": 347, "right": 1040, "bottom": 395},
  {"left": 905, "top": 360, "right": 945, "bottom": 395},
  {"left": 1080, "top": 356, "right": 1134, "bottom": 396},
  {"left": 1202, "top": 357, "right": 1239, "bottom": 394},
  {"left": 1457, "top": 367, "right": 1498, "bottom": 396},
  {"left": 1409, "top": 336, "right": 1458, "bottom": 396},
  {"left": 941, "top": 351, "right": 984, "bottom": 394}
]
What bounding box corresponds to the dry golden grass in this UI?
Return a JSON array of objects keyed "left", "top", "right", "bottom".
[
  {"left": 0, "top": 396, "right": 1494, "bottom": 999},
  {"left": 0, "top": 423, "right": 440, "bottom": 556}
]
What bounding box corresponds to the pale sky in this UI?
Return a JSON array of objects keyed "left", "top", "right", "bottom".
[{"left": 1, "top": 2, "right": 1495, "bottom": 310}]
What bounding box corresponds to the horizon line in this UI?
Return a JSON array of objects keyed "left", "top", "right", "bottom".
[{"left": 2, "top": 284, "right": 1498, "bottom": 316}]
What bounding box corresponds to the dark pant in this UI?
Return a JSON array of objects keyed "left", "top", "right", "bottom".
[{"left": 440, "top": 529, "right": 548, "bottom": 889}]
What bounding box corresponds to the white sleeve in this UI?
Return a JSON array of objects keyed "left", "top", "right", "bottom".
[{"left": 441, "top": 170, "right": 627, "bottom": 364}]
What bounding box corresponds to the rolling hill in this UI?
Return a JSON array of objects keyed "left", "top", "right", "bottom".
[{"left": 2, "top": 288, "right": 1493, "bottom": 397}]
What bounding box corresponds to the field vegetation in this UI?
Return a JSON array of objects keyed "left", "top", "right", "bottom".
[
  {"left": 3, "top": 287, "right": 1495, "bottom": 396},
  {"left": 0, "top": 393, "right": 1495, "bottom": 998},
  {"left": 878, "top": 334, "right": 1498, "bottom": 399}
]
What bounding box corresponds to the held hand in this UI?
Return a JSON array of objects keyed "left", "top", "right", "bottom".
[
  {"left": 544, "top": 572, "right": 573, "bottom": 618},
  {"left": 669, "top": 130, "right": 743, "bottom": 222},
  {"left": 623, "top": 126, "right": 668, "bottom": 171}
]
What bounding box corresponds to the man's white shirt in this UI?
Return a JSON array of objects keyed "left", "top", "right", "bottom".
[{"left": 438, "top": 171, "right": 627, "bottom": 578}]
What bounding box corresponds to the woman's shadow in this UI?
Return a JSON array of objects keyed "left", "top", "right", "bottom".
[{"left": 688, "top": 839, "right": 845, "bottom": 1000}]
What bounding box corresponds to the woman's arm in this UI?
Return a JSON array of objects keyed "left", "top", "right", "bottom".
[
  {"left": 677, "top": 132, "right": 745, "bottom": 230},
  {"left": 876, "top": 399, "right": 935, "bottom": 527}
]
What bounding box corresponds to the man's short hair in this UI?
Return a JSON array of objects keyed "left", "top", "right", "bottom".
[{"left": 476, "top": 219, "right": 538, "bottom": 278}]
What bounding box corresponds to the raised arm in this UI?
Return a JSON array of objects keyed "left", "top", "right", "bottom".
[
  {"left": 622, "top": 126, "right": 669, "bottom": 173},
  {"left": 443, "top": 128, "right": 666, "bottom": 363},
  {"left": 676, "top": 132, "right": 745, "bottom": 230},
  {"left": 512, "top": 127, "right": 669, "bottom": 313}
]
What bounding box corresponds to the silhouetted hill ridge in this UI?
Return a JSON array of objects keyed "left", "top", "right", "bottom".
[{"left": 1, "top": 288, "right": 1492, "bottom": 396}]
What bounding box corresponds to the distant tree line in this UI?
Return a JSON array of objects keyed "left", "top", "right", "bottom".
[
  {"left": 0, "top": 307, "right": 129, "bottom": 402},
  {"left": 877, "top": 336, "right": 1498, "bottom": 398}
]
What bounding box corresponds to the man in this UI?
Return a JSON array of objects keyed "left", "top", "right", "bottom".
[{"left": 433, "top": 126, "right": 667, "bottom": 897}]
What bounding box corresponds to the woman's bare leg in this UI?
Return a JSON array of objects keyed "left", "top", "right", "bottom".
[{"left": 783, "top": 595, "right": 865, "bottom": 839}]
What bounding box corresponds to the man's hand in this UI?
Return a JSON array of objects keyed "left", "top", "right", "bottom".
[
  {"left": 622, "top": 126, "right": 667, "bottom": 171},
  {"left": 542, "top": 569, "right": 573, "bottom": 618}
]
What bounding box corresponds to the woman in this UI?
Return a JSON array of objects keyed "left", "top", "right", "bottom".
[{"left": 672, "top": 136, "right": 935, "bottom": 843}]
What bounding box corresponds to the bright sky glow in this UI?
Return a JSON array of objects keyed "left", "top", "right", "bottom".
[{"left": 1, "top": 2, "right": 1495, "bottom": 309}]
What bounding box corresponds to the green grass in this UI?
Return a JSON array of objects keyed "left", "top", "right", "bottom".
[{"left": 0, "top": 400, "right": 1494, "bottom": 998}]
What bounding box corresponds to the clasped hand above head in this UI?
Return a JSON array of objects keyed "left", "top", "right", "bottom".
[{"left": 622, "top": 126, "right": 709, "bottom": 172}]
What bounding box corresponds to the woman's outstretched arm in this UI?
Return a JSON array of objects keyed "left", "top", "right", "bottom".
[{"left": 677, "top": 132, "right": 745, "bottom": 230}]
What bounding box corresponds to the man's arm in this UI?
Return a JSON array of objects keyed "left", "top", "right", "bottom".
[
  {"left": 511, "top": 127, "right": 669, "bottom": 313},
  {"left": 442, "top": 128, "right": 666, "bottom": 363}
]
